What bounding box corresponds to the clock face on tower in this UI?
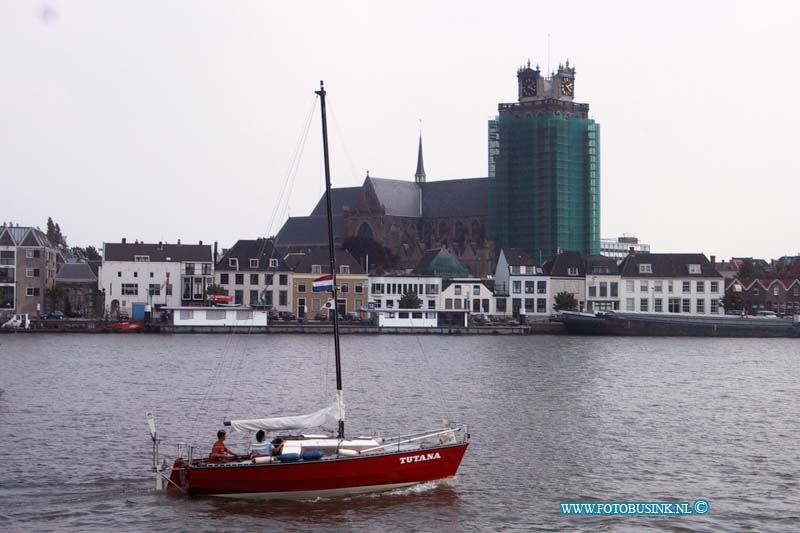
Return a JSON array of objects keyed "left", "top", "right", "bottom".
[
  {"left": 521, "top": 77, "right": 537, "bottom": 98},
  {"left": 560, "top": 77, "right": 574, "bottom": 97}
]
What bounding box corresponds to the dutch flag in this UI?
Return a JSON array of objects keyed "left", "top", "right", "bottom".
[{"left": 312, "top": 274, "right": 334, "bottom": 292}]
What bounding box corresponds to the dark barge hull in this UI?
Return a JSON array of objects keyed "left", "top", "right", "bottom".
[{"left": 559, "top": 312, "right": 800, "bottom": 338}]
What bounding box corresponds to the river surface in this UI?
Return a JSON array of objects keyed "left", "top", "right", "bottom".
[{"left": 0, "top": 334, "right": 798, "bottom": 532}]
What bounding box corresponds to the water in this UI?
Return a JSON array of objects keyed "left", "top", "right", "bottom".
[{"left": 0, "top": 334, "right": 798, "bottom": 532}]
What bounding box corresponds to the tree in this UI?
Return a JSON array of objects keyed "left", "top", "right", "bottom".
[
  {"left": 46, "top": 283, "right": 66, "bottom": 312},
  {"left": 737, "top": 258, "right": 765, "bottom": 280},
  {"left": 722, "top": 290, "right": 743, "bottom": 312},
  {"left": 206, "top": 284, "right": 226, "bottom": 296},
  {"left": 399, "top": 290, "right": 422, "bottom": 309},
  {"left": 553, "top": 291, "right": 577, "bottom": 312},
  {"left": 84, "top": 245, "right": 101, "bottom": 261},
  {"left": 45, "top": 217, "right": 67, "bottom": 247}
]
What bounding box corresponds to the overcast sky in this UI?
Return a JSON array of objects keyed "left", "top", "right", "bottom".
[{"left": 2, "top": 0, "right": 799, "bottom": 260}]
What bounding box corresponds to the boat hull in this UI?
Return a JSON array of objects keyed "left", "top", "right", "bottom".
[{"left": 167, "top": 442, "right": 468, "bottom": 499}]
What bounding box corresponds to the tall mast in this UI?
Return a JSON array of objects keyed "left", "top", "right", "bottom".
[{"left": 315, "top": 80, "right": 345, "bottom": 439}]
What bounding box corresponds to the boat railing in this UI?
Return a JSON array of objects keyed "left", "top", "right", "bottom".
[{"left": 360, "top": 425, "right": 467, "bottom": 454}]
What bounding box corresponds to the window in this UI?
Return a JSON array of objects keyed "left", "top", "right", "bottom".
[
  {"left": 340, "top": 265, "right": 350, "bottom": 274},
  {"left": 263, "top": 290, "right": 273, "bottom": 306},
  {"left": 711, "top": 299, "right": 719, "bottom": 314},
  {"left": 640, "top": 280, "right": 648, "bottom": 292},
  {"left": 473, "top": 285, "right": 480, "bottom": 296},
  {"left": 234, "top": 290, "right": 243, "bottom": 305},
  {"left": 237, "top": 310, "right": 253, "bottom": 320},
  {"left": 610, "top": 282, "right": 618, "bottom": 297},
  {"left": 235, "top": 274, "right": 244, "bottom": 285},
  {"left": 753, "top": 288, "right": 759, "bottom": 296},
  {"left": 682, "top": 299, "right": 691, "bottom": 313},
  {"left": 412, "top": 312, "right": 423, "bottom": 319},
  {"left": 482, "top": 299, "right": 490, "bottom": 312},
  {"left": 524, "top": 298, "right": 535, "bottom": 312},
  {"left": 279, "top": 290, "right": 288, "bottom": 306},
  {"left": 372, "top": 283, "right": 383, "bottom": 294},
  {"left": 654, "top": 298, "right": 663, "bottom": 312},
  {"left": 639, "top": 263, "right": 652, "bottom": 274},
  {"left": 537, "top": 280, "right": 546, "bottom": 294},
  {"left": 26, "top": 268, "right": 34, "bottom": 277},
  {"left": 122, "top": 283, "right": 138, "bottom": 295},
  {"left": 149, "top": 284, "right": 160, "bottom": 296},
  {"left": 682, "top": 281, "right": 691, "bottom": 293},
  {"left": 150, "top": 272, "right": 154, "bottom": 278},
  {"left": 279, "top": 274, "right": 288, "bottom": 285},
  {"left": 355, "top": 282, "right": 364, "bottom": 293},
  {"left": 626, "top": 280, "right": 635, "bottom": 293},
  {"left": 445, "top": 298, "right": 453, "bottom": 310},
  {"left": 166, "top": 285, "right": 172, "bottom": 296},
  {"left": 497, "top": 298, "right": 507, "bottom": 313},
  {"left": 312, "top": 298, "right": 321, "bottom": 311},
  {"left": 537, "top": 298, "right": 546, "bottom": 313},
  {"left": 133, "top": 272, "right": 138, "bottom": 278},
  {"left": 428, "top": 300, "right": 436, "bottom": 309},
  {"left": 795, "top": 287, "right": 799, "bottom": 297},
  {"left": 250, "top": 290, "right": 259, "bottom": 304},
  {"left": 220, "top": 273, "right": 229, "bottom": 284},
  {"left": 697, "top": 299, "right": 705, "bottom": 313},
  {"left": 640, "top": 299, "right": 648, "bottom": 312},
  {"left": 249, "top": 259, "right": 259, "bottom": 268},
  {"left": 510, "top": 265, "right": 520, "bottom": 275},
  {"left": 626, "top": 298, "right": 635, "bottom": 311},
  {"left": 654, "top": 280, "right": 663, "bottom": 293},
  {"left": 668, "top": 281, "right": 674, "bottom": 293},
  {"left": 567, "top": 267, "right": 579, "bottom": 276},
  {"left": 229, "top": 258, "right": 238, "bottom": 269},
  {"left": 250, "top": 274, "right": 259, "bottom": 285},
  {"left": 312, "top": 265, "right": 322, "bottom": 274},
  {"left": 298, "top": 282, "right": 306, "bottom": 293},
  {"left": 26, "top": 287, "right": 41, "bottom": 296},
  {"left": 455, "top": 285, "right": 462, "bottom": 296},
  {"left": 773, "top": 286, "right": 779, "bottom": 296},
  {"left": 386, "top": 300, "right": 394, "bottom": 308},
  {"left": 134, "top": 255, "right": 150, "bottom": 262},
  {"left": 340, "top": 283, "right": 349, "bottom": 293},
  {"left": 688, "top": 264, "right": 702, "bottom": 274},
  {"left": 696, "top": 281, "right": 705, "bottom": 293},
  {"left": 454, "top": 299, "right": 462, "bottom": 310},
  {"left": 512, "top": 281, "right": 521, "bottom": 294},
  {"left": 525, "top": 281, "right": 535, "bottom": 294},
  {"left": 118, "top": 271, "right": 122, "bottom": 278},
  {"left": 588, "top": 285, "right": 597, "bottom": 297},
  {"left": 179, "top": 310, "right": 194, "bottom": 320},
  {"left": 599, "top": 282, "right": 608, "bottom": 297},
  {"left": 207, "top": 310, "right": 226, "bottom": 320},
  {"left": 669, "top": 298, "right": 681, "bottom": 313},
  {"left": 398, "top": 312, "right": 409, "bottom": 319},
  {"left": 269, "top": 258, "right": 278, "bottom": 268}
]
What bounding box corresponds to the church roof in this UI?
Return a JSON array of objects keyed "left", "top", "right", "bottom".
[
  {"left": 414, "top": 247, "right": 469, "bottom": 278},
  {"left": 275, "top": 215, "right": 346, "bottom": 246},
  {"left": 310, "top": 186, "right": 362, "bottom": 217},
  {"left": 56, "top": 262, "right": 97, "bottom": 283},
  {"left": 368, "top": 177, "right": 421, "bottom": 217},
  {"left": 422, "top": 178, "right": 488, "bottom": 217}
]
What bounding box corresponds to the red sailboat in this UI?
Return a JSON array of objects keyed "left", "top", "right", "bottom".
[{"left": 150, "top": 81, "right": 469, "bottom": 499}]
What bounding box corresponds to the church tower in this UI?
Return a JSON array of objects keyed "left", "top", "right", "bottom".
[
  {"left": 488, "top": 59, "right": 600, "bottom": 261},
  {"left": 414, "top": 134, "right": 426, "bottom": 185}
]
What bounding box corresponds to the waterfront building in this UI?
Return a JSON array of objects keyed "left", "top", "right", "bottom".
[
  {"left": 165, "top": 306, "right": 269, "bottom": 328},
  {"left": 56, "top": 262, "right": 103, "bottom": 318},
  {"left": 214, "top": 238, "right": 293, "bottom": 314},
  {"left": 99, "top": 239, "right": 213, "bottom": 318},
  {"left": 726, "top": 278, "right": 800, "bottom": 316},
  {"left": 493, "top": 248, "right": 550, "bottom": 318},
  {"left": 584, "top": 255, "right": 621, "bottom": 311},
  {"left": 368, "top": 274, "right": 442, "bottom": 312},
  {"left": 0, "top": 224, "right": 60, "bottom": 318},
  {"left": 618, "top": 253, "right": 723, "bottom": 315},
  {"left": 275, "top": 136, "right": 494, "bottom": 276},
  {"left": 489, "top": 60, "right": 600, "bottom": 262},
  {"left": 600, "top": 235, "right": 651, "bottom": 261},
  {"left": 544, "top": 251, "right": 588, "bottom": 312},
  {"left": 440, "top": 278, "right": 494, "bottom": 315},
  {"left": 282, "top": 246, "right": 366, "bottom": 319}
]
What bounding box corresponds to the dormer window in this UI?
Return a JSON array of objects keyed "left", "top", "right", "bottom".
[
  {"left": 229, "top": 258, "right": 238, "bottom": 269},
  {"left": 269, "top": 258, "right": 278, "bottom": 268},
  {"left": 688, "top": 264, "right": 701, "bottom": 275},
  {"left": 249, "top": 259, "right": 258, "bottom": 268},
  {"left": 639, "top": 264, "right": 652, "bottom": 274},
  {"left": 311, "top": 264, "right": 322, "bottom": 274},
  {"left": 134, "top": 255, "right": 150, "bottom": 262},
  {"left": 510, "top": 265, "right": 520, "bottom": 275},
  {"left": 340, "top": 265, "right": 350, "bottom": 274},
  {"left": 567, "top": 267, "right": 579, "bottom": 276}
]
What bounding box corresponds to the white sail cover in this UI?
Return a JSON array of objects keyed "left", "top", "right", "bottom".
[{"left": 229, "top": 392, "right": 345, "bottom": 433}]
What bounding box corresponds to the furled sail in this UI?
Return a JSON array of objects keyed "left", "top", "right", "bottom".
[{"left": 229, "top": 393, "right": 345, "bottom": 433}]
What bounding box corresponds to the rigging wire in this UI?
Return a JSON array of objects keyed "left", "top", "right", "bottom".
[{"left": 327, "top": 97, "right": 361, "bottom": 184}]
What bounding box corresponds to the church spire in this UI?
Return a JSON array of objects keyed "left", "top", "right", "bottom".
[{"left": 414, "top": 132, "right": 426, "bottom": 184}]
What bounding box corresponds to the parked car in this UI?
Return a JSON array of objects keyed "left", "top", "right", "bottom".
[
  {"left": 279, "top": 311, "right": 296, "bottom": 322},
  {"left": 755, "top": 310, "right": 778, "bottom": 319},
  {"left": 41, "top": 311, "right": 65, "bottom": 320}
]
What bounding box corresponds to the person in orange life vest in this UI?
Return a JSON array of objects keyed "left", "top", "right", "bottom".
[{"left": 209, "top": 430, "right": 236, "bottom": 463}]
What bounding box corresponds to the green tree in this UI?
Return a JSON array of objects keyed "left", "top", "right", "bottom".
[
  {"left": 399, "top": 290, "right": 422, "bottom": 309},
  {"left": 722, "top": 290, "right": 743, "bottom": 312},
  {"left": 206, "top": 284, "right": 226, "bottom": 296},
  {"left": 737, "top": 258, "right": 765, "bottom": 279},
  {"left": 46, "top": 283, "right": 66, "bottom": 312},
  {"left": 553, "top": 291, "right": 577, "bottom": 312}
]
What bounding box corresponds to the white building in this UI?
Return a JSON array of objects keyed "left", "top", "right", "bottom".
[
  {"left": 440, "top": 278, "right": 494, "bottom": 314},
  {"left": 618, "top": 253, "right": 723, "bottom": 315},
  {"left": 601, "top": 235, "right": 651, "bottom": 261},
  {"left": 544, "top": 251, "right": 587, "bottom": 312},
  {"left": 585, "top": 255, "right": 621, "bottom": 312},
  {"left": 99, "top": 239, "right": 214, "bottom": 318},
  {"left": 368, "top": 275, "right": 442, "bottom": 311},
  {"left": 494, "top": 248, "right": 550, "bottom": 317},
  {"left": 168, "top": 306, "right": 269, "bottom": 327}
]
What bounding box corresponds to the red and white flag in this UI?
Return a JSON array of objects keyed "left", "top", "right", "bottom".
[{"left": 313, "top": 274, "right": 334, "bottom": 292}]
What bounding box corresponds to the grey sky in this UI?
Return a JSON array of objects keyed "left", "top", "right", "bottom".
[{"left": 2, "top": 1, "right": 798, "bottom": 260}]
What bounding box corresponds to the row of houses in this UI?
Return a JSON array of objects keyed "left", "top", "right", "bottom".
[{"left": 4, "top": 225, "right": 775, "bottom": 323}]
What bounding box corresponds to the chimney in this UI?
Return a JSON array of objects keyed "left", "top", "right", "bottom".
[
  {"left": 214, "top": 241, "right": 218, "bottom": 263},
  {"left": 122, "top": 237, "right": 127, "bottom": 244},
  {"left": 158, "top": 241, "right": 163, "bottom": 250},
  {"left": 710, "top": 255, "right": 716, "bottom": 265},
  {"left": 177, "top": 239, "right": 181, "bottom": 246},
  {"left": 629, "top": 246, "right": 635, "bottom": 255},
  {"left": 199, "top": 240, "right": 203, "bottom": 245}
]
